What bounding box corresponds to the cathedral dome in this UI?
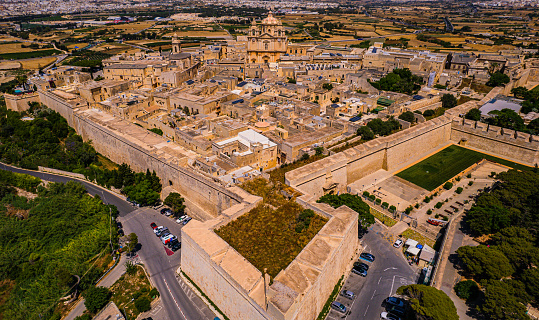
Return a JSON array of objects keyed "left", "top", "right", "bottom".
[{"left": 261, "top": 12, "right": 281, "bottom": 25}]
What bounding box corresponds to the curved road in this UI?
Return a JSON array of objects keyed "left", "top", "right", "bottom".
[{"left": 0, "top": 164, "right": 205, "bottom": 320}]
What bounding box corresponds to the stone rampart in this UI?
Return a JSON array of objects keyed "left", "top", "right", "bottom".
[
  {"left": 451, "top": 118, "right": 539, "bottom": 166},
  {"left": 4, "top": 92, "right": 40, "bottom": 112},
  {"left": 180, "top": 199, "right": 358, "bottom": 320},
  {"left": 36, "top": 89, "right": 247, "bottom": 216}
]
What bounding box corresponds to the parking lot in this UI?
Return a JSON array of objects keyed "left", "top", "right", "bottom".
[{"left": 326, "top": 224, "right": 419, "bottom": 320}]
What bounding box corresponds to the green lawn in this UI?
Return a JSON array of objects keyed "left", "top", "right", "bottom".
[{"left": 396, "top": 145, "right": 532, "bottom": 191}]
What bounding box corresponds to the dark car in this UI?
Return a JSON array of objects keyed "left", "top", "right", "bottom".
[
  {"left": 360, "top": 252, "right": 375, "bottom": 262},
  {"left": 150, "top": 222, "right": 157, "bottom": 229},
  {"left": 156, "top": 228, "right": 169, "bottom": 237},
  {"left": 387, "top": 305, "right": 406, "bottom": 317},
  {"left": 170, "top": 242, "right": 181, "bottom": 252},
  {"left": 354, "top": 262, "right": 369, "bottom": 270},
  {"left": 116, "top": 221, "right": 123, "bottom": 229},
  {"left": 167, "top": 238, "right": 180, "bottom": 248},
  {"left": 386, "top": 297, "right": 405, "bottom": 308},
  {"left": 160, "top": 208, "right": 169, "bottom": 215},
  {"left": 352, "top": 265, "right": 367, "bottom": 277},
  {"left": 118, "top": 229, "right": 124, "bottom": 237}
]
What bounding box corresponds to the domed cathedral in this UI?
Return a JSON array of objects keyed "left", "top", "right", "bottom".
[
  {"left": 247, "top": 12, "right": 288, "bottom": 64},
  {"left": 167, "top": 33, "right": 193, "bottom": 70}
]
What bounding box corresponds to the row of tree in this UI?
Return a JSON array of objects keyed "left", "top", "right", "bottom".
[
  {"left": 357, "top": 118, "right": 401, "bottom": 141},
  {"left": 456, "top": 169, "right": 539, "bottom": 320},
  {"left": 465, "top": 107, "right": 539, "bottom": 134}
]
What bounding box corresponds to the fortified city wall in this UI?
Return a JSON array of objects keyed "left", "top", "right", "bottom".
[
  {"left": 4, "top": 92, "right": 40, "bottom": 112},
  {"left": 181, "top": 199, "right": 358, "bottom": 320},
  {"left": 451, "top": 118, "right": 539, "bottom": 165},
  {"left": 37, "top": 89, "right": 245, "bottom": 216},
  {"left": 285, "top": 87, "right": 538, "bottom": 197}
]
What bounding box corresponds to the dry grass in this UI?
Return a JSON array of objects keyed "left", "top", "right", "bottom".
[
  {"left": 67, "top": 43, "right": 88, "bottom": 50},
  {"left": 0, "top": 42, "right": 39, "bottom": 54},
  {"left": 110, "top": 21, "right": 155, "bottom": 33},
  {"left": 19, "top": 57, "right": 56, "bottom": 69},
  {"left": 163, "top": 31, "right": 229, "bottom": 38},
  {"left": 401, "top": 228, "right": 435, "bottom": 248}
]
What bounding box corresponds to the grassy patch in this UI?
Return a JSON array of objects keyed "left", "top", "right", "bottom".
[
  {"left": 216, "top": 187, "right": 327, "bottom": 278},
  {"left": 401, "top": 228, "right": 435, "bottom": 248},
  {"left": 370, "top": 207, "right": 397, "bottom": 227},
  {"left": 96, "top": 154, "right": 119, "bottom": 171},
  {"left": 470, "top": 82, "right": 493, "bottom": 94},
  {"left": 0, "top": 49, "right": 61, "bottom": 60},
  {"left": 396, "top": 145, "right": 532, "bottom": 191},
  {"left": 457, "top": 95, "right": 478, "bottom": 105},
  {"left": 269, "top": 154, "right": 327, "bottom": 185},
  {"left": 110, "top": 265, "right": 156, "bottom": 320}
]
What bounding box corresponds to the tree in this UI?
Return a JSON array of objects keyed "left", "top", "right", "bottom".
[
  {"left": 134, "top": 297, "right": 151, "bottom": 312},
  {"left": 183, "top": 106, "right": 190, "bottom": 116},
  {"left": 465, "top": 108, "right": 482, "bottom": 121},
  {"left": 481, "top": 280, "right": 531, "bottom": 320},
  {"left": 322, "top": 83, "right": 333, "bottom": 91},
  {"left": 441, "top": 93, "right": 457, "bottom": 109},
  {"left": 457, "top": 245, "right": 514, "bottom": 280},
  {"left": 487, "top": 71, "right": 510, "bottom": 87},
  {"left": 522, "top": 268, "right": 539, "bottom": 306},
  {"left": 396, "top": 284, "right": 458, "bottom": 320},
  {"left": 454, "top": 280, "right": 479, "bottom": 301},
  {"left": 357, "top": 126, "right": 375, "bottom": 140},
  {"left": 443, "top": 182, "right": 453, "bottom": 190},
  {"left": 164, "top": 192, "right": 186, "bottom": 216},
  {"left": 126, "top": 232, "right": 138, "bottom": 254},
  {"left": 83, "top": 286, "right": 111, "bottom": 313},
  {"left": 511, "top": 86, "right": 529, "bottom": 99},
  {"left": 123, "top": 179, "right": 160, "bottom": 206},
  {"left": 317, "top": 193, "right": 374, "bottom": 227},
  {"left": 528, "top": 118, "right": 539, "bottom": 134},
  {"left": 398, "top": 111, "right": 416, "bottom": 123},
  {"left": 487, "top": 108, "right": 526, "bottom": 131}
]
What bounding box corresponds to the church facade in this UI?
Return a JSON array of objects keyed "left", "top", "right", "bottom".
[{"left": 247, "top": 13, "right": 288, "bottom": 64}]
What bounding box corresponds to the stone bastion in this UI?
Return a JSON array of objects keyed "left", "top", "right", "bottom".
[{"left": 180, "top": 187, "right": 359, "bottom": 320}]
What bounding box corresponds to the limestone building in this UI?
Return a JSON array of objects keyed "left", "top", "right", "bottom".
[{"left": 247, "top": 13, "right": 288, "bottom": 64}]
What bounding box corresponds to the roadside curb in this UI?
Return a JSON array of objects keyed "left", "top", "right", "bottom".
[{"left": 178, "top": 270, "right": 227, "bottom": 320}]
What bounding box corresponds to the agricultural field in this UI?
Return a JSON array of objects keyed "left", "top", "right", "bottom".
[
  {"left": 109, "top": 21, "right": 156, "bottom": 33},
  {"left": 0, "top": 49, "right": 61, "bottom": 60},
  {"left": 19, "top": 56, "right": 56, "bottom": 69},
  {"left": 396, "top": 145, "right": 532, "bottom": 191}
]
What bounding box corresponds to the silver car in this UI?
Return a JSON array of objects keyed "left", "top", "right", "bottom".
[{"left": 341, "top": 290, "right": 355, "bottom": 300}]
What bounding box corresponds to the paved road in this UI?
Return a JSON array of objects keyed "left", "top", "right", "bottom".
[
  {"left": 326, "top": 223, "right": 419, "bottom": 320},
  {"left": 121, "top": 207, "right": 216, "bottom": 320},
  {"left": 0, "top": 164, "right": 213, "bottom": 320}
]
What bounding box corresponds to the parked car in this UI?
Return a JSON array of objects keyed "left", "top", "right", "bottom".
[
  {"left": 386, "top": 305, "right": 406, "bottom": 317},
  {"left": 153, "top": 226, "right": 164, "bottom": 235},
  {"left": 159, "top": 231, "right": 171, "bottom": 240},
  {"left": 381, "top": 311, "right": 402, "bottom": 320},
  {"left": 393, "top": 239, "right": 403, "bottom": 248},
  {"left": 167, "top": 238, "right": 180, "bottom": 248},
  {"left": 330, "top": 301, "right": 347, "bottom": 314},
  {"left": 170, "top": 241, "right": 181, "bottom": 252},
  {"left": 182, "top": 216, "right": 192, "bottom": 225},
  {"left": 386, "top": 297, "right": 405, "bottom": 308},
  {"left": 160, "top": 208, "right": 169, "bottom": 215},
  {"left": 352, "top": 265, "right": 367, "bottom": 277},
  {"left": 354, "top": 262, "right": 369, "bottom": 270},
  {"left": 360, "top": 252, "right": 375, "bottom": 262},
  {"left": 156, "top": 228, "right": 169, "bottom": 237},
  {"left": 161, "top": 234, "right": 175, "bottom": 245},
  {"left": 341, "top": 290, "right": 355, "bottom": 300},
  {"left": 150, "top": 222, "right": 157, "bottom": 229},
  {"left": 116, "top": 221, "right": 123, "bottom": 229},
  {"left": 118, "top": 229, "right": 124, "bottom": 237},
  {"left": 176, "top": 216, "right": 187, "bottom": 224}
]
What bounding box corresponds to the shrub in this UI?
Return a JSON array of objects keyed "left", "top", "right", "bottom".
[
  {"left": 442, "top": 216, "right": 449, "bottom": 221},
  {"left": 468, "top": 181, "right": 474, "bottom": 186},
  {"left": 443, "top": 182, "right": 453, "bottom": 190},
  {"left": 375, "top": 198, "right": 382, "bottom": 204},
  {"left": 435, "top": 214, "right": 440, "bottom": 218},
  {"left": 149, "top": 288, "right": 159, "bottom": 298},
  {"left": 435, "top": 202, "right": 443, "bottom": 209},
  {"left": 454, "top": 280, "right": 479, "bottom": 301},
  {"left": 83, "top": 286, "right": 111, "bottom": 314},
  {"left": 423, "top": 109, "right": 435, "bottom": 117},
  {"left": 427, "top": 209, "right": 432, "bottom": 215},
  {"left": 405, "top": 206, "right": 413, "bottom": 214},
  {"left": 490, "top": 171, "right": 496, "bottom": 178},
  {"left": 369, "top": 195, "right": 376, "bottom": 202},
  {"left": 134, "top": 297, "right": 151, "bottom": 312},
  {"left": 389, "top": 205, "right": 396, "bottom": 212},
  {"left": 456, "top": 177, "right": 461, "bottom": 182},
  {"left": 362, "top": 191, "right": 370, "bottom": 197},
  {"left": 456, "top": 187, "right": 463, "bottom": 194},
  {"left": 423, "top": 196, "right": 431, "bottom": 203},
  {"left": 414, "top": 203, "right": 419, "bottom": 209},
  {"left": 382, "top": 202, "right": 389, "bottom": 208},
  {"left": 466, "top": 173, "right": 472, "bottom": 178}
]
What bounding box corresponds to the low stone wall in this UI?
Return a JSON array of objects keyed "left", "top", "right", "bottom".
[{"left": 38, "top": 166, "right": 86, "bottom": 180}]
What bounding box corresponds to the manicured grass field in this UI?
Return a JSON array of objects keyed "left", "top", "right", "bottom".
[{"left": 396, "top": 145, "right": 532, "bottom": 191}]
